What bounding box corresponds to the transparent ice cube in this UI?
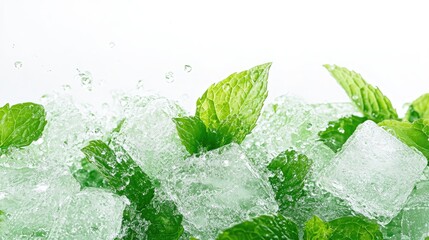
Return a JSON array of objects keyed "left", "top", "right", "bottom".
[
  {"left": 115, "top": 96, "right": 188, "bottom": 179},
  {"left": 163, "top": 144, "right": 278, "bottom": 239},
  {"left": 48, "top": 188, "right": 126, "bottom": 240},
  {"left": 400, "top": 180, "right": 429, "bottom": 240},
  {"left": 0, "top": 167, "right": 80, "bottom": 238},
  {"left": 318, "top": 121, "right": 427, "bottom": 224}
]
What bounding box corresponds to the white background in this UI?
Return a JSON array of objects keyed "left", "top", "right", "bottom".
[{"left": 1, "top": 0, "right": 429, "bottom": 113}]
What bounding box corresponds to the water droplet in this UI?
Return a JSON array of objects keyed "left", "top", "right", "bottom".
[
  {"left": 137, "top": 79, "right": 145, "bottom": 90},
  {"left": 77, "top": 69, "right": 93, "bottom": 91},
  {"left": 184, "top": 65, "right": 192, "bottom": 73},
  {"left": 338, "top": 127, "right": 345, "bottom": 134},
  {"left": 222, "top": 84, "right": 231, "bottom": 92},
  {"left": 352, "top": 95, "right": 359, "bottom": 100},
  {"left": 165, "top": 72, "right": 174, "bottom": 83},
  {"left": 14, "top": 61, "right": 22, "bottom": 69},
  {"left": 109, "top": 41, "right": 116, "bottom": 48},
  {"left": 12, "top": 44, "right": 15, "bottom": 49}
]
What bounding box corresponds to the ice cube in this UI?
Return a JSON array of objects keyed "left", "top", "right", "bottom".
[
  {"left": 400, "top": 180, "right": 429, "bottom": 240},
  {"left": 48, "top": 188, "right": 126, "bottom": 240},
  {"left": 115, "top": 96, "right": 188, "bottom": 179},
  {"left": 243, "top": 95, "right": 359, "bottom": 171},
  {"left": 0, "top": 167, "right": 80, "bottom": 238},
  {"left": 318, "top": 121, "right": 427, "bottom": 224},
  {"left": 163, "top": 144, "right": 278, "bottom": 239}
]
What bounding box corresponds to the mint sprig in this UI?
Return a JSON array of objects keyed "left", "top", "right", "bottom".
[
  {"left": 319, "top": 65, "right": 398, "bottom": 152},
  {"left": 0, "top": 102, "right": 47, "bottom": 149},
  {"left": 323, "top": 65, "right": 398, "bottom": 122},
  {"left": 76, "top": 140, "right": 184, "bottom": 239},
  {"left": 174, "top": 63, "right": 271, "bottom": 154}
]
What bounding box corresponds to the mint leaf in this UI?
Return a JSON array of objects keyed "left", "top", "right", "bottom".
[
  {"left": 175, "top": 63, "right": 271, "bottom": 154},
  {"left": 405, "top": 93, "right": 429, "bottom": 122},
  {"left": 0, "top": 103, "right": 47, "bottom": 149},
  {"left": 304, "top": 216, "right": 332, "bottom": 240},
  {"left": 173, "top": 116, "right": 216, "bottom": 154},
  {"left": 329, "top": 216, "right": 383, "bottom": 239},
  {"left": 267, "top": 150, "right": 312, "bottom": 211},
  {"left": 0, "top": 210, "right": 5, "bottom": 222},
  {"left": 71, "top": 157, "right": 110, "bottom": 189},
  {"left": 379, "top": 119, "right": 429, "bottom": 160},
  {"left": 304, "top": 216, "right": 383, "bottom": 240},
  {"left": 79, "top": 140, "right": 184, "bottom": 239},
  {"left": 216, "top": 214, "right": 299, "bottom": 240},
  {"left": 196, "top": 62, "right": 270, "bottom": 131},
  {"left": 324, "top": 65, "right": 398, "bottom": 122},
  {"left": 318, "top": 115, "right": 367, "bottom": 152}
]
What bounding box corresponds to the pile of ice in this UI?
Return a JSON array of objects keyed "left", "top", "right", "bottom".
[{"left": 1, "top": 92, "right": 428, "bottom": 239}]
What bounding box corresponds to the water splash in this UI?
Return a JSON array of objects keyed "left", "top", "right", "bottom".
[{"left": 77, "top": 69, "right": 93, "bottom": 91}]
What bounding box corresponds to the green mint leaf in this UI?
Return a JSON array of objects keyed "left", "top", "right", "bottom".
[
  {"left": 304, "top": 216, "right": 383, "bottom": 240},
  {"left": 0, "top": 209, "right": 5, "bottom": 221},
  {"left": 324, "top": 65, "right": 398, "bottom": 122},
  {"left": 175, "top": 63, "right": 271, "bottom": 154},
  {"left": 196, "top": 62, "right": 270, "bottom": 131},
  {"left": 216, "top": 214, "right": 299, "bottom": 240},
  {"left": 318, "top": 115, "right": 368, "bottom": 152},
  {"left": 405, "top": 93, "right": 429, "bottom": 122},
  {"left": 379, "top": 119, "right": 429, "bottom": 161},
  {"left": 304, "top": 216, "right": 332, "bottom": 240},
  {"left": 0, "top": 102, "right": 47, "bottom": 149},
  {"left": 173, "top": 116, "right": 214, "bottom": 154},
  {"left": 267, "top": 150, "right": 312, "bottom": 211},
  {"left": 80, "top": 140, "right": 184, "bottom": 239},
  {"left": 329, "top": 216, "right": 383, "bottom": 239},
  {"left": 71, "top": 157, "right": 110, "bottom": 189}
]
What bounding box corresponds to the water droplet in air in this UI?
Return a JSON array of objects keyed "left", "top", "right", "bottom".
[
  {"left": 165, "top": 72, "right": 174, "bottom": 83},
  {"left": 137, "top": 79, "right": 145, "bottom": 89},
  {"left": 109, "top": 41, "right": 116, "bottom": 48},
  {"left": 14, "top": 61, "right": 22, "bottom": 69},
  {"left": 184, "top": 65, "right": 192, "bottom": 73},
  {"left": 77, "top": 69, "right": 93, "bottom": 91}
]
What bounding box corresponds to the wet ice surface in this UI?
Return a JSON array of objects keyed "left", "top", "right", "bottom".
[
  {"left": 1, "top": 91, "right": 428, "bottom": 239},
  {"left": 114, "top": 95, "right": 187, "bottom": 180},
  {"left": 243, "top": 95, "right": 359, "bottom": 172},
  {"left": 48, "top": 188, "right": 126, "bottom": 240},
  {"left": 164, "top": 143, "right": 278, "bottom": 240},
  {"left": 400, "top": 180, "right": 429, "bottom": 240},
  {"left": 318, "top": 121, "right": 427, "bottom": 225}
]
